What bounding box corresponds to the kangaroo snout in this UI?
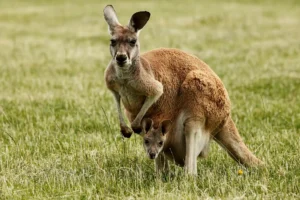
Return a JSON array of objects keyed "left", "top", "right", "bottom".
[
  {"left": 116, "top": 54, "right": 127, "bottom": 65},
  {"left": 149, "top": 152, "right": 156, "bottom": 159}
]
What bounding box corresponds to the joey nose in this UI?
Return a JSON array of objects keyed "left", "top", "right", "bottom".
[
  {"left": 149, "top": 153, "right": 156, "bottom": 159},
  {"left": 116, "top": 54, "right": 127, "bottom": 64}
]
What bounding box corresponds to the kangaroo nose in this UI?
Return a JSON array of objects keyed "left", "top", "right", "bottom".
[
  {"left": 116, "top": 54, "right": 127, "bottom": 64},
  {"left": 149, "top": 153, "right": 156, "bottom": 159}
]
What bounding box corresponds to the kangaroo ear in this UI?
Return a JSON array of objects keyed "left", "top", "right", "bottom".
[
  {"left": 142, "top": 118, "right": 153, "bottom": 134},
  {"left": 160, "top": 120, "right": 172, "bottom": 136},
  {"left": 103, "top": 5, "right": 120, "bottom": 35},
  {"left": 128, "top": 11, "right": 150, "bottom": 33}
]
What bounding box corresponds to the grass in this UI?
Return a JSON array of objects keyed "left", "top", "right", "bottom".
[{"left": 0, "top": 0, "right": 299, "bottom": 199}]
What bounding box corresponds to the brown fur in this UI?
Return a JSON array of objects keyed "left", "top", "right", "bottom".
[
  {"left": 103, "top": 5, "right": 263, "bottom": 173},
  {"left": 126, "top": 48, "right": 229, "bottom": 127}
]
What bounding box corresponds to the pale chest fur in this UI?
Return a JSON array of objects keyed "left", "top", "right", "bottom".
[
  {"left": 105, "top": 67, "right": 145, "bottom": 115},
  {"left": 119, "top": 82, "right": 145, "bottom": 114}
]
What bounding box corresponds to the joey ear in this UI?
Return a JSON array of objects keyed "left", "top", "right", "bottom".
[
  {"left": 128, "top": 11, "right": 150, "bottom": 33},
  {"left": 103, "top": 5, "right": 120, "bottom": 35},
  {"left": 142, "top": 118, "right": 153, "bottom": 133},
  {"left": 160, "top": 120, "right": 172, "bottom": 136}
]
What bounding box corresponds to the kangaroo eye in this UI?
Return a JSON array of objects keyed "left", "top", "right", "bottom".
[
  {"left": 144, "top": 140, "right": 149, "bottom": 144},
  {"left": 129, "top": 39, "right": 136, "bottom": 47},
  {"left": 158, "top": 141, "right": 163, "bottom": 146},
  {"left": 110, "top": 39, "right": 117, "bottom": 47}
]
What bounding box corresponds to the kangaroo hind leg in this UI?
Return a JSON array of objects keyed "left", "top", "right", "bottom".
[{"left": 184, "top": 118, "right": 210, "bottom": 175}]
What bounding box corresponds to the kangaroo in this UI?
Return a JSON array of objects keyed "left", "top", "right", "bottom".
[
  {"left": 103, "top": 5, "right": 262, "bottom": 174},
  {"left": 104, "top": 5, "right": 163, "bottom": 137},
  {"left": 141, "top": 118, "right": 173, "bottom": 174}
]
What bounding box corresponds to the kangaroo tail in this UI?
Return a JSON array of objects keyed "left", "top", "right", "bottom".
[{"left": 214, "top": 117, "right": 263, "bottom": 167}]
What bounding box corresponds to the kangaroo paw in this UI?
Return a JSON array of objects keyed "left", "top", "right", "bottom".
[
  {"left": 131, "top": 125, "right": 142, "bottom": 134},
  {"left": 131, "top": 120, "right": 142, "bottom": 133},
  {"left": 120, "top": 126, "right": 133, "bottom": 138}
]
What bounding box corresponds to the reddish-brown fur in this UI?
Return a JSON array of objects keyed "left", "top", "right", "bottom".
[
  {"left": 103, "top": 5, "right": 263, "bottom": 174},
  {"left": 126, "top": 48, "right": 229, "bottom": 130}
]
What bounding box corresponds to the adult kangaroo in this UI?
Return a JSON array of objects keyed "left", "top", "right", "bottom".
[{"left": 103, "top": 5, "right": 262, "bottom": 174}]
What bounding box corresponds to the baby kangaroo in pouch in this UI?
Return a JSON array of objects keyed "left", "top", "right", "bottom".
[
  {"left": 141, "top": 118, "right": 172, "bottom": 174},
  {"left": 142, "top": 118, "right": 210, "bottom": 174}
]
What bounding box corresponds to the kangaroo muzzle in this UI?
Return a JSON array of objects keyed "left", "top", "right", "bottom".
[
  {"left": 116, "top": 53, "right": 128, "bottom": 66},
  {"left": 149, "top": 152, "right": 156, "bottom": 159}
]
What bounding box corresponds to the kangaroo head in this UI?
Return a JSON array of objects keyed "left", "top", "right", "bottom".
[
  {"left": 141, "top": 118, "right": 172, "bottom": 159},
  {"left": 103, "top": 5, "right": 150, "bottom": 70}
]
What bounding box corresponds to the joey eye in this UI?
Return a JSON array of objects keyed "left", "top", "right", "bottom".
[
  {"left": 110, "top": 39, "right": 117, "bottom": 47},
  {"left": 129, "top": 39, "right": 137, "bottom": 47},
  {"left": 158, "top": 141, "right": 163, "bottom": 146},
  {"left": 144, "top": 140, "right": 149, "bottom": 144}
]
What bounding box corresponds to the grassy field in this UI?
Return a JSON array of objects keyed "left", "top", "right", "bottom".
[{"left": 0, "top": 0, "right": 300, "bottom": 199}]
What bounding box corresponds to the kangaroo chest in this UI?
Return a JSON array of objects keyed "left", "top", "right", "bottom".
[
  {"left": 106, "top": 73, "right": 145, "bottom": 115},
  {"left": 119, "top": 84, "right": 145, "bottom": 114}
]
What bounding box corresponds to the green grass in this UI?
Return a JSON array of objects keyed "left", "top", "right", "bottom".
[{"left": 0, "top": 0, "right": 300, "bottom": 199}]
